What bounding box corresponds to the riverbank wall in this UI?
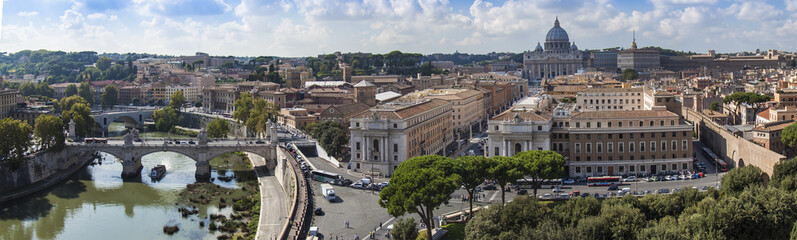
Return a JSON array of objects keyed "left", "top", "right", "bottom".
[
  {"left": 179, "top": 112, "right": 249, "bottom": 138},
  {"left": 0, "top": 150, "right": 94, "bottom": 202}
]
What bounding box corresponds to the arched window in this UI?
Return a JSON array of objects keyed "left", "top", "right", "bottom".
[
  {"left": 515, "top": 143, "right": 522, "bottom": 154},
  {"left": 373, "top": 139, "right": 379, "bottom": 152}
]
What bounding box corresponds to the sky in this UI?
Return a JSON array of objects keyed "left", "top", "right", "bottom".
[{"left": 1, "top": 0, "right": 796, "bottom": 57}]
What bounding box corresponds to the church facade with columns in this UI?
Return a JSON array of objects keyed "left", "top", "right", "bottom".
[{"left": 523, "top": 18, "right": 588, "bottom": 82}]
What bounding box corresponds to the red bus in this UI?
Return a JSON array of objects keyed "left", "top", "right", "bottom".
[
  {"left": 85, "top": 138, "right": 108, "bottom": 144},
  {"left": 587, "top": 176, "right": 622, "bottom": 186}
]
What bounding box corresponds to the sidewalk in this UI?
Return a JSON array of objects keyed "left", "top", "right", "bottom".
[{"left": 247, "top": 153, "right": 289, "bottom": 240}]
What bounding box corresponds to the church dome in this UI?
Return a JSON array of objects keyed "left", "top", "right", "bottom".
[
  {"left": 571, "top": 42, "right": 578, "bottom": 50},
  {"left": 545, "top": 18, "right": 569, "bottom": 42},
  {"left": 535, "top": 42, "right": 543, "bottom": 52}
]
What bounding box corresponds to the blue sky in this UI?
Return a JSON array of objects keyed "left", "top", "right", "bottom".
[{"left": 1, "top": 0, "right": 796, "bottom": 57}]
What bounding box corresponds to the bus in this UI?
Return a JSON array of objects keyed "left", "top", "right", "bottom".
[
  {"left": 514, "top": 178, "right": 562, "bottom": 189},
  {"left": 586, "top": 176, "right": 622, "bottom": 186},
  {"left": 311, "top": 170, "right": 342, "bottom": 183},
  {"left": 85, "top": 138, "right": 108, "bottom": 144},
  {"left": 702, "top": 147, "right": 728, "bottom": 172}
]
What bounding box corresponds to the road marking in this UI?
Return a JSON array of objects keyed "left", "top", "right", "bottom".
[{"left": 489, "top": 191, "right": 499, "bottom": 201}]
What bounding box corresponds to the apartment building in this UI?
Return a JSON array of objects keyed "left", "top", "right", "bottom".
[
  {"left": 576, "top": 87, "right": 644, "bottom": 111},
  {"left": 151, "top": 86, "right": 199, "bottom": 103},
  {"left": 752, "top": 120, "right": 793, "bottom": 155},
  {"left": 0, "top": 90, "right": 21, "bottom": 119},
  {"left": 775, "top": 89, "right": 797, "bottom": 107},
  {"left": 400, "top": 89, "right": 485, "bottom": 134},
  {"left": 349, "top": 99, "right": 453, "bottom": 176},
  {"left": 202, "top": 85, "right": 238, "bottom": 114},
  {"left": 319, "top": 102, "right": 371, "bottom": 127},
  {"left": 565, "top": 108, "right": 692, "bottom": 177},
  {"left": 277, "top": 108, "right": 318, "bottom": 130},
  {"left": 49, "top": 83, "right": 79, "bottom": 99},
  {"left": 119, "top": 86, "right": 143, "bottom": 105}
]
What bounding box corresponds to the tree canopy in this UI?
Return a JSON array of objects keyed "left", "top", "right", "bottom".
[
  {"left": 514, "top": 150, "right": 566, "bottom": 196},
  {"left": 207, "top": 118, "right": 230, "bottom": 139},
  {"left": 232, "top": 94, "right": 279, "bottom": 138},
  {"left": 308, "top": 121, "right": 348, "bottom": 159},
  {"left": 100, "top": 85, "right": 118, "bottom": 109},
  {"left": 153, "top": 107, "right": 179, "bottom": 132},
  {"left": 0, "top": 117, "right": 33, "bottom": 167},
  {"left": 78, "top": 82, "right": 94, "bottom": 104},
  {"left": 33, "top": 114, "right": 65, "bottom": 151},
  {"left": 59, "top": 95, "right": 93, "bottom": 138},
  {"left": 454, "top": 155, "right": 493, "bottom": 221},
  {"left": 487, "top": 156, "right": 525, "bottom": 204},
  {"left": 169, "top": 90, "right": 186, "bottom": 111},
  {"left": 64, "top": 84, "right": 78, "bottom": 98},
  {"left": 622, "top": 68, "right": 638, "bottom": 80},
  {"left": 379, "top": 155, "right": 460, "bottom": 240},
  {"left": 720, "top": 166, "right": 765, "bottom": 196}
]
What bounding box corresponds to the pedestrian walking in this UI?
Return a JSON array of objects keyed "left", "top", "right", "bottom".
[{"left": 380, "top": 222, "right": 383, "bottom": 229}]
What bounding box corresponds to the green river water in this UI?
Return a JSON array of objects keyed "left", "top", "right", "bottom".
[{"left": 0, "top": 125, "right": 242, "bottom": 240}]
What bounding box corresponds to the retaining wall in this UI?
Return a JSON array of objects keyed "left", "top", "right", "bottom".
[
  {"left": 684, "top": 108, "right": 785, "bottom": 177},
  {"left": 0, "top": 150, "right": 93, "bottom": 201}
]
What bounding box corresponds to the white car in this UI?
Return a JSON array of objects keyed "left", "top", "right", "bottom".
[
  {"left": 623, "top": 176, "right": 638, "bottom": 182},
  {"left": 562, "top": 179, "right": 575, "bottom": 184}
]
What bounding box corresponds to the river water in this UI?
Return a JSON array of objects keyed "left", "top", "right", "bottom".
[{"left": 0, "top": 151, "right": 241, "bottom": 240}]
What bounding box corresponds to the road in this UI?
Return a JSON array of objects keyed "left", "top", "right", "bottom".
[{"left": 247, "top": 153, "right": 289, "bottom": 240}]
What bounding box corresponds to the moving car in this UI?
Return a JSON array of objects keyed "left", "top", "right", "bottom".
[
  {"left": 607, "top": 184, "right": 619, "bottom": 191},
  {"left": 623, "top": 176, "right": 637, "bottom": 182}
]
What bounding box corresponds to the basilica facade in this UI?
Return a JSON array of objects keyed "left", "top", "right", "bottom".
[{"left": 523, "top": 18, "right": 588, "bottom": 82}]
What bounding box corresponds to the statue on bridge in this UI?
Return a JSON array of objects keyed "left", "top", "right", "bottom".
[
  {"left": 130, "top": 128, "right": 140, "bottom": 142},
  {"left": 124, "top": 132, "right": 134, "bottom": 146},
  {"left": 198, "top": 128, "right": 208, "bottom": 145}
]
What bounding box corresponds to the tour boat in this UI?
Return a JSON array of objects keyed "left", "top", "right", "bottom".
[{"left": 150, "top": 165, "right": 167, "bottom": 180}]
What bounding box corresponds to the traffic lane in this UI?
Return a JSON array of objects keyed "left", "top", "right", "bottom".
[
  {"left": 550, "top": 176, "right": 720, "bottom": 196},
  {"left": 310, "top": 180, "right": 392, "bottom": 239}
]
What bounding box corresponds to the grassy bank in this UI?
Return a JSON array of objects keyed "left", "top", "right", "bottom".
[{"left": 176, "top": 152, "right": 260, "bottom": 239}]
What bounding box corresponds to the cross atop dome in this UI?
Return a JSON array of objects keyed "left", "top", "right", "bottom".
[{"left": 554, "top": 17, "right": 560, "bottom": 27}]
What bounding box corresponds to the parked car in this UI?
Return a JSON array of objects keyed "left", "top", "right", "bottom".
[
  {"left": 562, "top": 179, "right": 575, "bottom": 184},
  {"left": 188, "top": 140, "right": 195, "bottom": 144},
  {"left": 516, "top": 189, "right": 528, "bottom": 195},
  {"left": 314, "top": 208, "right": 324, "bottom": 215},
  {"left": 350, "top": 181, "right": 365, "bottom": 189},
  {"left": 255, "top": 140, "right": 265, "bottom": 144},
  {"left": 656, "top": 188, "right": 671, "bottom": 194},
  {"left": 538, "top": 193, "right": 554, "bottom": 200},
  {"left": 570, "top": 190, "right": 581, "bottom": 197},
  {"left": 340, "top": 179, "right": 353, "bottom": 186},
  {"left": 607, "top": 184, "right": 619, "bottom": 191},
  {"left": 623, "top": 176, "right": 637, "bottom": 182},
  {"left": 483, "top": 185, "right": 497, "bottom": 190},
  {"left": 552, "top": 186, "right": 564, "bottom": 193}
]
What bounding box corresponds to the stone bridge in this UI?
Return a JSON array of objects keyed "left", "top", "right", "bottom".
[
  {"left": 92, "top": 107, "right": 157, "bottom": 133},
  {"left": 65, "top": 128, "right": 279, "bottom": 181}
]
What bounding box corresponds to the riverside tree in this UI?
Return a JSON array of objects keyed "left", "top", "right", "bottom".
[
  {"left": 100, "top": 85, "right": 118, "bottom": 109},
  {"left": 60, "top": 95, "right": 94, "bottom": 138},
  {"left": 153, "top": 107, "right": 179, "bottom": 132},
  {"left": 207, "top": 118, "right": 230, "bottom": 139},
  {"left": 34, "top": 114, "right": 65, "bottom": 151},
  {"left": 379, "top": 155, "right": 460, "bottom": 240},
  {"left": 0, "top": 117, "right": 33, "bottom": 166},
  {"left": 169, "top": 90, "right": 186, "bottom": 111},
  {"left": 78, "top": 81, "right": 94, "bottom": 104}
]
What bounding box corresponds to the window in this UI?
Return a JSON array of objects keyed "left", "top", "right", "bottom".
[
  {"left": 619, "top": 134, "right": 623, "bottom": 139},
  {"left": 587, "top": 167, "right": 592, "bottom": 173},
  {"left": 640, "top": 142, "right": 645, "bottom": 152},
  {"left": 597, "top": 166, "right": 603, "bottom": 173},
  {"left": 356, "top": 153, "right": 361, "bottom": 159},
  {"left": 373, "top": 139, "right": 380, "bottom": 151},
  {"left": 630, "top": 166, "right": 635, "bottom": 172},
  {"left": 597, "top": 122, "right": 601, "bottom": 128},
  {"left": 394, "top": 155, "right": 398, "bottom": 161},
  {"left": 494, "top": 147, "right": 499, "bottom": 156},
  {"left": 495, "top": 126, "right": 499, "bottom": 130},
  {"left": 683, "top": 140, "right": 688, "bottom": 150},
  {"left": 597, "top": 143, "right": 602, "bottom": 153},
  {"left": 662, "top": 164, "right": 667, "bottom": 171},
  {"left": 683, "top": 163, "right": 688, "bottom": 170},
  {"left": 649, "top": 121, "right": 654, "bottom": 126},
  {"left": 660, "top": 120, "right": 664, "bottom": 126},
  {"left": 619, "top": 142, "right": 624, "bottom": 152},
  {"left": 356, "top": 142, "right": 361, "bottom": 150},
  {"left": 683, "top": 131, "right": 687, "bottom": 137},
  {"left": 538, "top": 126, "right": 542, "bottom": 131},
  {"left": 619, "top": 166, "right": 624, "bottom": 172},
  {"left": 672, "top": 164, "right": 677, "bottom": 170},
  {"left": 608, "top": 143, "right": 613, "bottom": 153},
  {"left": 394, "top": 144, "right": 398, "bottom": 152},
  {"left": 672, "top": 140, "right": 677, "bottom": 151},
  {"left": 576, "top": 156, "right": 581, "bottom": 161},
  {"left": 575, "top": 143, "right": 581, "bottom": 153},
  {"left": 671, "top": 120, "right": 675, "bottom": 126},
  {"left": 515, "top": 143, "right": 522, "bottom": 154},
  {"left": 393, "top": 123, "right": 398, "bottom": 128},
  {"left": 587, "top": 122, "right": 591, "bottom": 128},
  {"left": 356, "top": 122, "right": 360, "bottom": 127},
  {"left": 640, "top": 165, "right": 645, "bottom": 172},
  {"left": 662, "top": 132, "right": 666, "bottom": 138},
  {"left": 576, "top": 167, "right": 581, "bottom": 173},
  {"left": 619, "top": 122, "right": 623, "bottom": 127},
  {"left": 629, "top": 142, "right": 635, "bottom": 152},
  {"left": 587, "top": 134, "right": 591, "bottom": 140},
  {"left": 576, "top": 122, "right": 580, "bottom": 128},
  {"left": 661, "top": 141, "right": 666, "bottom": 152},
  {"left": 586, "top": 143, "right": 592, "bottom": 153},
  {"left": 650, "top": 141, "right": 656, "bottom": 152},
  {"left": 608, "top": 122, "right": 612, "bottom": 127}
]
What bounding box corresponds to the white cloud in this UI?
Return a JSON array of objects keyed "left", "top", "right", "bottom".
[
  {"left": 649, "top": 0, "right": 718, "bottom": 9},
  {"left": 18, "top": 11, "right": 39, "bottom": 17},
  {"left": 726, "top": 2, "right": 782, "bottom": 21},
  {"left": 87, "top": 13, "right": 117, "bottom": 21},
  {"left": 788, "top": 0, "right": 797, "bottom": 12}
]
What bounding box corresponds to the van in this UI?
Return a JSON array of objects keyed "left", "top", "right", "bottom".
[
  {"left": 618, "top": 188, "right": 631, "bottom": 194},
  {"left": 361, "top": 178, "right": 372, "bottom": 185}
]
